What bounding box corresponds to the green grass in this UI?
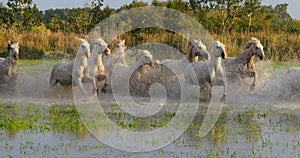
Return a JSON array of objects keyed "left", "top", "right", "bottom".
[
  {"left": 0, "top": 103, "right": 86, "bottom": 134},
  {"left": 269, "top": 61, "right": 300, "bottom": 70},
  {"left": 16, "top": 59, "right": 69, "bottom": 75},
  {"left": 17, "top": 59, "right": 63, "bottom": 67}
]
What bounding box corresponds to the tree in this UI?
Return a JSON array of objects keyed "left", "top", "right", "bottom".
[
  {"left": 67, "top": 9, "right": 92, "bottom": 34},
  {"left": 89, "top": 0, "right": 104, "bottom": 26},
  {"left": 0, "top": 3, "right": 15, "bottom": 29},
  {"left": 270, "top": 3, "right": 293, "bottom": 32},
  {"left": 152, "top": 0, "right": 167, "bottom": 7},
  {"left": 7, "top": 0, "right": 43, "bottom": 31}
]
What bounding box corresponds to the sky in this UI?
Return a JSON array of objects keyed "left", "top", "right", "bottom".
[{"left": 0, "top": 0, "right": 299, "bottom": 19}]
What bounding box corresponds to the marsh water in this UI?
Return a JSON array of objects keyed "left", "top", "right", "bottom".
[{"left": 0, "top": 60, "right": 299, "bottom": 157}]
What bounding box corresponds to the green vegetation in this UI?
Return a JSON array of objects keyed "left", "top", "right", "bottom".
[
  {"left": 0, "top": 0, "right": 299, "bottom": 61},
  {"left": 0, "top": 103, "right": 86, "bottom": 134},
  {"left": 0, "top": 103, "right": 299, "bottom": 157}
]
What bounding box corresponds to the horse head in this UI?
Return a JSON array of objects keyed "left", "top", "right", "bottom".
[
  {"left": 93, "top": 38, "right": 111, "bottom": 56},
  {"left": 248, "top": 38, "right": 265, "bottom": 60},
  {"left": 214, "top": 40, "right": 227, "bottom": 59},
  {"left": 8, "top": 41, "right": 19, "bottom": 61},
  {"left": 78, "top": 38, "right": 91, "bottom": 58},
  {"left": 190, "top": 39, "right": 210, "bottom": 61},
  {"left": 116, "top": 39, "right": 127, "bottom": 50},
  {"left": 136, "top": 50, "right": 153, "bottom": 66}
]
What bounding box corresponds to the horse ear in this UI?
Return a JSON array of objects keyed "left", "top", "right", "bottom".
[
  {"left": 15, "top": 42, "right": 19, "bottom": 46},
  {"left": 191, "top": 39, "right": 197, "bottom": 45},
  {"left": 77, "top": 38, "right": 85, "bottom": 43},
  {"left": 7, "top": 41, "right": 12, "bottom": 50}
]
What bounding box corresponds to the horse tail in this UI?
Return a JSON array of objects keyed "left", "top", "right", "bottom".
[{"left": 49, "top": 63, "right": 60, "bottom": 87}]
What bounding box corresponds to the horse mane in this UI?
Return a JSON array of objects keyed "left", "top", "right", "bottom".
[
  {"left": 135, "top": 50, "right": 151, "bottom": 63},
  {"left": 187, "top": 45, "right": 197, "bottom": 62},
  {"left": 215, "top": 40, "right": 227, "bottom": 58},
  {"left": 244, "top": 37, "right": 260, "bottom": 50},
  {"left": 241, "top": 37, "right": 260, "bottom": 71}
]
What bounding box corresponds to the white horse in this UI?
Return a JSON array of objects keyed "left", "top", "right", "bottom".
[
  {"left": 103, "top": 39, "right": 127, "bottom": 73},
  {"left": 0, "top": 41, "right": 20, "bottom": 95},
  {"left": 111, "top": 50, "right": 153, "bottom": 94},
  {"left": 49, "top": 38, "right": 97, "bottom": 97},
  {"left": 162, "top": 39, "right": 209, "bottom": 76},
  {"left": 86, "top": 38, "right": 111, "bottom": 93},
  {"left": 224, "top": 37, "right": 265, "bottom": 90},
  {"left": 102, "top": 39, "right": 127, "bottom": 92},
  {"left": 184, "top": 40, "right": 227, "bottom": 101}
]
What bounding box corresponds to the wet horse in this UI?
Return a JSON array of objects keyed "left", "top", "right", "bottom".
[
  {"left": 87, "top": 38, "right": 111, "bottom": 94},
  {"left": 224, "top": 37, "right": 265, "bottom": 90},
  {"left": 184, "top": 40, "right": 227, "bottom": 101},
  {"left": 49, "top": 39, "right": 97, "bottom": 97},
  {"left": 0, "top": 41, "right": 20, "bottom": 95},
  {"left": 162, "top": 39, "right": 210, "bottom": 76}
]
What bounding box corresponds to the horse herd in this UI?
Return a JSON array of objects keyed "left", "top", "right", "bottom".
[{"left": 1, "top": 37, "right": 297, "bottom": 102}]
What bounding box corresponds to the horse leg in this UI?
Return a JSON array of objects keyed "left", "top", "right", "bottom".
[
  {"left": 11, "top": 77, "right": 17, "bottom": 95},
  {"left": 95, "top": 74, "right": 107, "bottom": 94},
  {"left": 223, "top": 81, "right": 227, "bottom": 96},
  {"left": 74, "top": 78, "right": 87, "bottom": 98},
  {"left": 88, "top": 76, "right": 98, "bottom": 96},
  {"left": 101, "top": 80, "right": 107, "bottom": 94},
  {"left": 235, "top": 73, "right": 243, "bottom": 87},
  {"left": 250, "top": 71, "right": 257, "bottom": 90},
  {"left": 101, "top": 73, "right": 111, "bottom": 94},
  {"left": 218, "top": 68, "right": 227, "bottom": 97}
]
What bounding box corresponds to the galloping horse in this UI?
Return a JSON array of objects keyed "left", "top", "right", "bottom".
[
  {"left": 162, "top": 39, "right": 210, "bottom": 76},
  {"left": 224, "top": 37, "right": 265, "bottom": 90},
  {"left": 87, "top": 38, "right": 111, "bottom": 94},
  {"left": 0, "top": 41, "right": 20, "bottom": 95},
  {"left": 49, "top": 39, "right": 97, "bottom": 97},
  {"left": 184, "top": 40, "right": 227, "bottom": 101}
]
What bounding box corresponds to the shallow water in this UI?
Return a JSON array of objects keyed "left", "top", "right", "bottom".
[
  {"left": 0, "top": 104, "right": 299, "bottom": 157},
  {"left": 0, "top": 60, "right": 299, "bottom": 157}
]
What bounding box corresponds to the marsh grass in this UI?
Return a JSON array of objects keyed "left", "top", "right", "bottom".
[
  {"left": 0, "top": 103, "right": 87, "bottom": 135},
  {"left": 0, "top": 29, "right": 299, "bottom": 61},
  {"left": 0, "top": 104, "right": 43, "bottom": 134},
  {"left": 0, "top": 103, "right": 299, "bottom": 157}
]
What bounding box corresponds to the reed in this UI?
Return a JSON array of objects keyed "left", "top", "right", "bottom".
[{"left": 0, "top": 29, "right": 299, "bottom": 62}]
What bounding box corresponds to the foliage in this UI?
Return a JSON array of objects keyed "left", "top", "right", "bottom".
[
  {"left": 0, "top": 2, "right": 15, "bottom": 29},
  {"left": 0, "top": 0, "right": 298, "bottom": 61},
  {"left": 6, "top": 0, "right": 43, "bottom": 32}
]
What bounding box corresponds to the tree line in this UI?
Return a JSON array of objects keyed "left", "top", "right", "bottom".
[
  {"left": 0, "top": 0, "right": 299, "bottom": 34},
  {"left": 0, "top": 0, "right": 299, "bottom": 61}
]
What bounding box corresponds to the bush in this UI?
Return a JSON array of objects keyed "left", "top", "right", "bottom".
[{"left": 19, "top": 46, "right": 44, "bottom": 59}]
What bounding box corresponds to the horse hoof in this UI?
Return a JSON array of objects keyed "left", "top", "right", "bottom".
[{"left": 101, "top": 88, "right": 107, "bottom": 94}]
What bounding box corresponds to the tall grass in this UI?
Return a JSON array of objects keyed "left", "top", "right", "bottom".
[
  {"left": 0, "top": 29, "right": 299, "bottom": 62},
  {"left": 0, "top": 30, "right": 79, "bottom": 59},
  {"left": 0, "top": 30, "right": 78, "bottom": 51}
]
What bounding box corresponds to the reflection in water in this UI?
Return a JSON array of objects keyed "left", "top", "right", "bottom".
[{"left": 0, "top": 104, "right": 299, "bottom": 157}]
